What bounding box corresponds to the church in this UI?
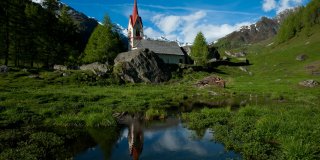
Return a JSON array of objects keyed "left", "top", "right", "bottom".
[{"left": 127, "top": 0, "right": 186, "bottom": 64}]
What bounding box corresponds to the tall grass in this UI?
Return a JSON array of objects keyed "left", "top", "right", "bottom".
[{"left": 183, "top": 104, "right": 320, "bottom": 159}]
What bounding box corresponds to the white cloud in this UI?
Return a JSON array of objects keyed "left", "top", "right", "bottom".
[
  {"left": 262, "top": 0, "right": 304, "bottom": 13},
  {"left": 152, "top": 15, "right": 182, "bottom": 34},
  {"left": 31, "top": 0, "right": 44, "bottom": 4},
  {"left": 263, "top": 0, "right": 277, "bottom": 12},
  {"left": 147, "top": 11, "right": 251, "bottom": 43},
  {"left": 144, "top": 27, "right": 163, "bottom": 38}
]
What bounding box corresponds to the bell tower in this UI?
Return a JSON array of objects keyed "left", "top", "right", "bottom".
[{"left": 128, "top": 0, "right": 143, "bottom": 50}]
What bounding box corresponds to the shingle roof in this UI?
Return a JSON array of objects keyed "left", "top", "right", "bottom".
[{"left": 136, "top": 39, "right": 184, "bottom": 56}]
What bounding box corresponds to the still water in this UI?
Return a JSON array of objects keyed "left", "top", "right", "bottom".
[{"left": 74, "top": 117, "right": 241, "bottom": 160}]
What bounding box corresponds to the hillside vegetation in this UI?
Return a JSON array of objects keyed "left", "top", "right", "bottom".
[
  {"left": 183, "top": 1, "right": 320, "bottom": 159},
  {"left": 0, "top": 0, "right": 320, "bottom": 159},
  {"left": 276, "top": 0, "right": 320, "bottom": 43}
]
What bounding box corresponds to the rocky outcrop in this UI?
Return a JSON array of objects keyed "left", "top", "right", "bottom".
[
  {"left": 114, "top": 49, "right": 171, "bottom": 83},
  {"left": 299, "top": 80, "right": 319, "bottom": 88},
  {"left": 0, "top": 65, "right": 9, "bottom": 73},
  {"left": 225, "top": 51, "right": 246, "bottom": 58},
  {"left": 53, "top": 65, "right": 67, "bottom": 71},
  {"left": 296, "top": 54, "right": 308, "bottom": 61},
  {"left": 80, "top": 62, "right": 111, "bottom": 76},
  {"left": 195, "top": 76, "right": 225, "bottom": 88}
]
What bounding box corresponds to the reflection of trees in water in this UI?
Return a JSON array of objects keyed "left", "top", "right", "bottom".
[
  {"left": 87, "top": 127, "right": 121, "bottom": 159},
  {"left": 0, "top": 127, "right": 103, "bottom": 160},
  {"left": 191, "top": 128, "right": 207, "bottom": 140},
  {"left": 127, "top": 116, "right": 144, "bottom": 160}
]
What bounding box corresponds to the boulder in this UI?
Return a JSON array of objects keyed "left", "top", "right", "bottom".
[
  {"left": 0, "top": 65, "right": 9, "bottom": 73},
  {"left": 225, "top": 51, "right": 246, "bottom": 58},
  {"left": 239, "top": 66, "right": 248, "bottom": 73},
  {"left": 296, "top": 54, "right": 307, "bottom": 61},
  {"left": 53, "top": 65, "right": 67, "bottom": 71},
  {"left": 299, "top": 80, "right": 319, "bottom": 88},
  {"left": 114, "top": 49, "right": 171, "bottom": 83},
  {"left": 80, "top": 62, "right": 111, "bottom": 76},
  {"left": 195, "top": 76, "right": 225, "bottom": 88},
  {"left": 67, "top": 66, "right": 80, "bottom": 70},
  {"left": 28, "top": 74, "right": 40, "bottom": 79}
]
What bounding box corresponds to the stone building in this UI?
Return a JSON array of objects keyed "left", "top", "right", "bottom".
[{"left": 127, "top": 0, "right": 186, "bottom": 64}]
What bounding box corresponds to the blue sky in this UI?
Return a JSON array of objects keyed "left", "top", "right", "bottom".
[{"left": 60, "top": 0, "right": 310, "bottom": 43}]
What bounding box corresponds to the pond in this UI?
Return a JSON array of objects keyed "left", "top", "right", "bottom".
[{"left": 74, "top": 116, "right": 241, "bottom": 160}]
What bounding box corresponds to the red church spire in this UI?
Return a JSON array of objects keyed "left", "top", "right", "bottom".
[{"left": 131, "top": 0, "right": 139, "bottom": 26}]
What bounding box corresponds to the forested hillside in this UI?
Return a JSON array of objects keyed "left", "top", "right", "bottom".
[
  {"left": 276, "top": 0, "right": 320, "bottom": 43},
  {"left": 0, "top": 0, "right": 82, "bottom": 67},
  {"left": 0, "top": 0, "right": 125, "bottom": 68}
]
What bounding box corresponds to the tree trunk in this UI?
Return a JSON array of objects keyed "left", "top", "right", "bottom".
[{"left": 4, "top": 3, "right": 9, "bottom": 66}]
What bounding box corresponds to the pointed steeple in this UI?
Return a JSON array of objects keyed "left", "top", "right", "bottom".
[
  {"left": 128, "top": 0, "right": 143, "bottom": 50},
  {"left": 131, "top": 0, "right": 139, "bottom": 26}
]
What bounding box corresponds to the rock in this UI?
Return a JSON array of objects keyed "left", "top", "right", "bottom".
[
  {"left": 114, "top": 49, "right": 171, "bottom": 83},
  {"left": 222, "top": 56, "right": 229, "bottom": 61},
  {"left": 208, "top": 91, "right": 218, "bottom": 96},
  {"left": 299, "top": 80, "right": 319, "bottom": 88},
  {"left": 234, "top": 52, "right": 246, "bottom": 57},
  {"left": 208, "top": 58, "right": 218, "bottom": 63},
  {"left": 239, "top": 66, "right": 248, "bottom": 73},
  {"left": 80, "top": 62, "right": 111, "bottom": 76},
  {"left": 28, "top": 74, "right": 40, "bottom": 79},
  {"left": 275, "top": 79, "right": 281, "bottom": 82},
  {"left": 67, "top": 65, "right": 80, "bottom": 70},
  {"left": 0, "top": 65, "right": 9, "bottom": 73},
  {"left": 296, "top": 54, "right": 307, "bottom": 61},
  {"left": 225, "top": 51, "right": 246, "bottom": 57},
  {"left": 195, "top": 76, "right": 225, "bottom": 88},
  {"left": 53, "top": 65, "right": 67, "bottom": 71}
]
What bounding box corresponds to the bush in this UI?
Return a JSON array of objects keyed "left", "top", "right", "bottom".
[{"left": 145, "top": 108, "right": 167, "bottom": 120}]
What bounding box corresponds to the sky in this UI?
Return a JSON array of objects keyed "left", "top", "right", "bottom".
[{"left": 59, "top": 0, "right": 310, "bottom": 43}]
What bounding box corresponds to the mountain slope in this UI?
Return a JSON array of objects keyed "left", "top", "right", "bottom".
[
  {"left": 32, "top": 0, "right": 98, "bottom": 50},
  {"left": 214, "top": 9, "right": 296, "bottom": 50},
  {"left": 217, "top": 17, "right": 279, "bottom": 48}
]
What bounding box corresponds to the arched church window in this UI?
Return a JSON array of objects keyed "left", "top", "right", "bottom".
[{"left": 136, "top": 29, "right": 140, "bottom": 37}]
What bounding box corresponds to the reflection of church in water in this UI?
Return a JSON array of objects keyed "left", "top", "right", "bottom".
[{"left": 127, "top": 117, "right": 144, "bottom": 160}]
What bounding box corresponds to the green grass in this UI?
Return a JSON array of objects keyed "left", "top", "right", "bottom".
[
  {"left": 181, "top": 24, "right": 320, "bottom": 160},
  {"left": 0, "top": 69, "right": 230, "bottom": 128},
  {"left": 0, "top": 25, "right": 320, "bottom": 159},
  {"left": 145, "top": 108, "right": 167, "bottom": 120},
  {"left": 211, "top": 25, "right": 320, "bottom": 103},
  {"left": 183, "top": 104, "right": 320, "bottom": 159}
]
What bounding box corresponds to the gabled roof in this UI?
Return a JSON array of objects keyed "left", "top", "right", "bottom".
[{"left": 137, "top": 40, "right": 185, "bottom": 56}]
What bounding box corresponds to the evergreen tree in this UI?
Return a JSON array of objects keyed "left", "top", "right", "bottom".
[
  {"left": 0, "top": 0, "right": 11, "bottom": 65},
  {"left": 25, "top": 3, "right": 43, "bottom": 67},
  {"left": 276, "top": 0, "right": 320, "bottom": 43},
  {"left": 57, "top": 6, "right": 82, "bottom": 65},
  {"left": 82, "top": 15, "right": 123, "bottom": 64},
  {"left": 303, "top": 0, "right": 320, "bottom": 35},
  {"left": 191, "top": 32, "right": 209, "bottom": 66}
]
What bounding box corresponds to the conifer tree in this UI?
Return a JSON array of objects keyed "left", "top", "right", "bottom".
[
  {"left": 191, "top": 32, "right": 209, "bottom": 66},
  {"left": 82, "top": 15, "right": 123, "bottom": 64}
]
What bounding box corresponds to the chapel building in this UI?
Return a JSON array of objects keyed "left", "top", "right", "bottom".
[{"left": 128, "top": 0, "right": 186, "bottom": 64}]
